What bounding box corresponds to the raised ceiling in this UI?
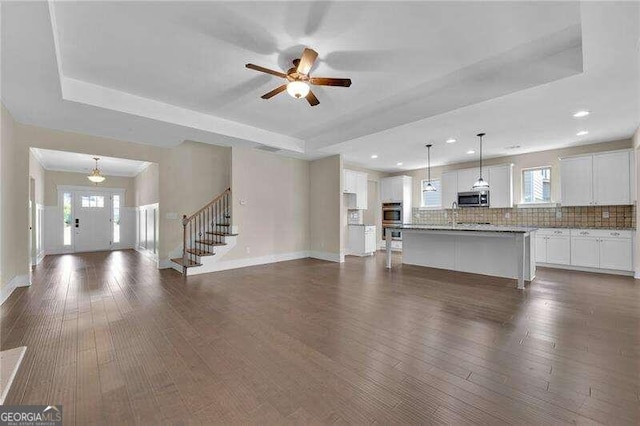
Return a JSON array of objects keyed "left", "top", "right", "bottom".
[
  {"left": 2, "top": 1, "right": 639, "bottom": 172},
  {"left": 31, "top": 148, "right": 151, "bottom": 177}
]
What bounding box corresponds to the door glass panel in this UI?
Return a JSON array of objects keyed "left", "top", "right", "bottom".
[
  {"left": 63, "top": 192, "right": 72, "bottom": 246},
  {"left": 113, "top": 195, "right": 120, "bottom": 244},
  {"left": 81, "top": 195, "right": 105, "bottom": 208}
]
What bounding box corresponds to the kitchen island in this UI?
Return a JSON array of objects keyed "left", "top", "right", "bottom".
[{"left": 385, "top": 225, "right": 537, "bottom": 289}]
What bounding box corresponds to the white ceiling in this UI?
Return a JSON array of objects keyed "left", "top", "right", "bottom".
[
  {"left": 2, "top": 1, "right": 639, "bottom": 172},
  {"left": 31, "top": 148, "right": 151, "bottom": 177}
]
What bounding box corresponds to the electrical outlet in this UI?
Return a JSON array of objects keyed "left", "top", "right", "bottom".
[
  {"left": 245, "top": 246, "right": 251, "bottom": 254},
  {"left": 602, "top": 211, "right": 610, "bottom": 219},
  {"left": 556, "top": 210, "right": 562, "bottom": 219},
  {"left": 504, "top": 212, "right": 510, "bottom": 219}
]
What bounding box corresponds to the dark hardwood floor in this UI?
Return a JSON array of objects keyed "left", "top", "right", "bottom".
[{"left": 1, "top": 250, "right": 639, "bottom": 425}]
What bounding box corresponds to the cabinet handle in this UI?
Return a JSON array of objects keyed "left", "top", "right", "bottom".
[
  {"left": 610, "top": 232, "right": 620, "bottom": 236},
  {"left": 580, "top": 231, "right": 589, "bottom": 235},
  {"left": 554, "top": 231, "right": 562, "bottom": 234}
]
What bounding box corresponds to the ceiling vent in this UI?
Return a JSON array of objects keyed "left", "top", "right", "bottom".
[{"left": 255, "top": 145, "right": 281, "bottom": 153}]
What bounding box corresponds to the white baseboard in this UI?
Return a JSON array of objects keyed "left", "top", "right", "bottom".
[
  {"left": 634, "top": 271, "right": 640, "bottom": 280},
  {"left": 538, "top": 262, "right": 634, "bottom": 277},
  {"left": 309, "top": 251, "right": 344, "bottom": 263},
  {"left": 32, "top": 250, "right": 45, "bottom": 266},
  {"left": 158, "top": 259, "right": 173, "bottom": 269},
  {"left": 1, "top": 274, "right": 31, "bottom": 305},
  {"left": 185, "top": 251, "right": 310, "bottom": 275}
]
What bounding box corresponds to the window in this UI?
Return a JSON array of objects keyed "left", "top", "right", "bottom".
[
  {"left": 81, "top": 195, "right": 104, "bottom": 208},
  {"left": 113, "top": 195, "right": 120, "bottom": 244},
  {"left": 522, "top": 167, "right": 551, "bottom": 203},
  {"left": 63, "top": 192, "right": 72, "bottom": 246},
  {"left": 421, "top": 179, "right": 441, "bottom": 208}
]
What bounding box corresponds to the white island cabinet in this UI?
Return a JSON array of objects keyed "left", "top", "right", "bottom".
[{"left": 386, "top": 225, "right": 536, "bottom": 289}]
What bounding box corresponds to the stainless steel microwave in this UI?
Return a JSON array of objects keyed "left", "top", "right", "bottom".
[{"left": 457, "top": 191, "right": 489, "bottom": 207}]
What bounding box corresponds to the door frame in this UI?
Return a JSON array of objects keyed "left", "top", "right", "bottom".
[{"left": 57, "top": 185, "right": 126, "bottom": 253}]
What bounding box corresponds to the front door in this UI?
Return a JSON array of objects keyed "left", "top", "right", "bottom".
[{"left": 73, "top": 190, "right": 111, "bottom": 252}]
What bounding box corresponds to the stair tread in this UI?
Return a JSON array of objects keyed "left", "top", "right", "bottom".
[
  {"left": 171, "top": 258, "right": 202, "bottom": 267},
  {"left": 206, "top": 232, "right": 238, "bottom": 236},
  {"left": 194, "top": 240, "right": 227, "bottom": 246},
  {"left": 186, "top": 248, "right": 215, "bottom": 256}
]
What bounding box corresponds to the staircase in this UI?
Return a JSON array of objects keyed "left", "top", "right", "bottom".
[{"left": 171, "top": 188, "right": 237, "bottom": 275}]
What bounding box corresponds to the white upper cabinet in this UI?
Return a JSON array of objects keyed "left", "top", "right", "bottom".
[
  {"left": 343, "top": 169, "right": 368, "bottom": 210},
  {"left": 440, "top": 164, "right": 512, "bottom": 208},
  {"left": 456, "top": 168, "right": 479, "bottom": 193},
  {"left": 561, "top": 150, "right": 633, "bottom": 206},
  {"left": 380, "top": 176, "right": 412, "bottom": 203},
  {"left": 561, "top": 155, "right": 593, "bottom": 206},
  {"left": 593, "top": 151, "right": 631, "bottom": 205},
  {"left": 487, "top": 164, "right": 513, "bottom": 208},
  {"left": 441, "top": 171, "right": 458, "bottom": 208},
  {"left": 343, "top": 169, "right": 357, "bottom": 194}
]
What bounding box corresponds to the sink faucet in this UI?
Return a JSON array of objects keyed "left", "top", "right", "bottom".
[{"left": 451, "top": 201, "right": 458, "bottom": 227}]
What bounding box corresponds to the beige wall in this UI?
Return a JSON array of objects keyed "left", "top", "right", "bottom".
[
  {"left": 310, "top": 155, "right": 343, "bottom": 258},
  {"left": 134, "top": 163, "right": 159, "bottom": 207},
  {"left": 43, "top": 170, "right": 136, "bottom": 207},
  {"left": 1, "top": 104, "right": 30, "bottom": 289},
  {"left": 392, "top": 139, "right": 633, "bottom": 207},
  {"left": 633, "top": 127, "right": 640, "bottom": 276},
  {"left": 28, "top": 150, "right": 45, "bottom": 205},
  {"left": 226, "top": 147, "right": 309, "bottom": 261}
]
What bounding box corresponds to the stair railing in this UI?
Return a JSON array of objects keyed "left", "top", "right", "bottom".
[{"left": 181, "top": 187, "right": 231, "bottom": 275}]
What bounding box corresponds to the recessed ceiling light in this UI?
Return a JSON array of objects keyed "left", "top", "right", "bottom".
[
  {"left": 576, "top": 130, "right": 589, "bottom": 136},
  {"left": 466, "top": 150, "right": 475, "bottom": 154},
  {"left": 371, "top": 154, "right": 378, "bottom": 159},
  {"left": 396, "top": 162, "right": 403, "bottom": 166},
  {"left": 446, "top": 138, "right": 457, "bottom": 144},
  {"left": 573, "top": 110, "right": 590, "bottom": 118}
]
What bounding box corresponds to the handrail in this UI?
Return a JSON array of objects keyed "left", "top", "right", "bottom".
[
  {"left": 180, "top": 187, "right": 232, "bottom": 275},
  {"left": 184, "top": 187, "right": 231, "bottom": 221}
]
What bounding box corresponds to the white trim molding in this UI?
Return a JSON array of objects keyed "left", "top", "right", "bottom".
[
  {"left": 309, "top": 251, "right": 344, "bottom": 263},
  {"left": 1, "top": 275, "right": 31, "bottom": 306}
]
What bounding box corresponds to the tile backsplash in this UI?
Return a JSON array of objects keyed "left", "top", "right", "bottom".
[{"left": 413, "top": 205, "right": 635, "bottom": 229}]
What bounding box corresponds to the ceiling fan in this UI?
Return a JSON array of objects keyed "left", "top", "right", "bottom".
[{"left": 245, "top": 47, "right": 351, "bottom": 106}]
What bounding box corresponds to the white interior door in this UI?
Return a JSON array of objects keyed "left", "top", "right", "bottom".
[{"left": 73, "top": 190, "right": 111, "bottom": 252}]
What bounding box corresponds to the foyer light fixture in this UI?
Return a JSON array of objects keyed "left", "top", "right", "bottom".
[
  {"left": 87, "top": 157, "right": 106, "bottom": 184},
  {"left": 424, "top": 144, "right": 436, "bottom": 192},
  {"left": 472, "top": 133, "right": 489, "bottom": 190},
  {"left": 286, "top": 81, "right": 310, "bottom": 99}
]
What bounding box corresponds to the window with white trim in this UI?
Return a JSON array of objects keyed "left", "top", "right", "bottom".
[
  {"left": 522, "top": 167, "right": 551, "bottom": 203},
  {"left": 421, "top": 179, "right": 441, "bottom": 208}
]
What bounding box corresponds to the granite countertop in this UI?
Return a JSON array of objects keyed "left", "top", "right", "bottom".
[
  {"left": 348, "top": 224, "right": 376, "bottom": 227},
  {"left": 389, "top": 224, "right": 538, "bottom": 233}
]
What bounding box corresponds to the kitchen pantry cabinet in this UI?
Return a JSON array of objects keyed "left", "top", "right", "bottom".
[
  {"left": 560, "top": 150, "right": 633, "bottom": 206},
  {"left": 343, "top": 169, "right": 368, "bottom": 210}
]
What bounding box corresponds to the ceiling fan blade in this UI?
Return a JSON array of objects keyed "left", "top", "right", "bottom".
[
  {"left": 309, "top": 77, "right": 352, "bottom": 87},
  {"left": 296, "top": 48, "right": 318, "bottom": 75},
  {"left": 246, "top": 63, "right": 287, "bottom": 79},
  {"left": 261, "top": 84, "right": 287, "bottom": 99},
  {"left": 306, "top": 90, "right": 320, "bottom": 106}
]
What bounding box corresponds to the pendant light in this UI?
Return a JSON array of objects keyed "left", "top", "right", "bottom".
[
  {"left": 87, "top": 157, "right": 106, "bottom": 184},
  {"left": 424, "top": 144, "right": 436, "bottom": 192},
  {"left": 472, "top": 133, "right": 489, "bottom": 190}
]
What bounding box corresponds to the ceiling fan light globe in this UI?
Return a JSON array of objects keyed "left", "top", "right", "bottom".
[{"left": 287, "top": 81, "right": 310, "bottom": 99}]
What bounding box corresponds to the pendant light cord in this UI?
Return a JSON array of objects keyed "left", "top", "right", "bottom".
[{"left": 426, "top": 144, "right": 432, "bottom": 183}]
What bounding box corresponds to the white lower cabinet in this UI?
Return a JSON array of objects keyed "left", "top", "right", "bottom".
[
  {"left": 570, "top": 236, "right": 600, "bottom": 268},
  {"left": 536, "top": 228, "right": 633, "bottom": 273}
]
